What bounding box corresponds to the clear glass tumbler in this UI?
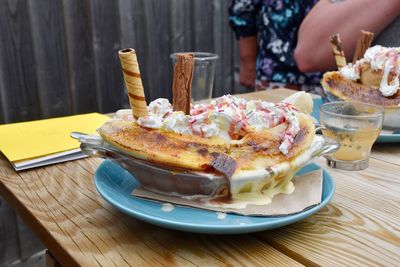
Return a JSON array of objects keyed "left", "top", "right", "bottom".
[
  {"left": 320, "top": 101, "right": 384, "bottom": 171},
  {"left": 170, "top": 52, "right": 218, "bottom": 101}
]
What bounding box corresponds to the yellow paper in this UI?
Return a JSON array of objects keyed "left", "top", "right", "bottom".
[{"left": 0, "top": 113, "right": 110, "bottom": 162}]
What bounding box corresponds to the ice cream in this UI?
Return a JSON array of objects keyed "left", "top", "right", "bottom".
[
  {"left": 130, "top": 95, "right": 302, "bottom": 155},
  {"left": 340, "top": 45, "right": 400, "bottom": 97}
]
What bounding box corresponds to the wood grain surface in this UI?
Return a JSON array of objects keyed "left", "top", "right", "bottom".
[
  {"left": 0, "top": 0, "right": 239, "bottom": 124},
  {"left": 0, "top": 89, "right": 399, "bottom": 266},
  {"left": 0, "top": 197, "right": 19, "bottom": 265},
  {"left": 0, "top": 156, "right": 302, "bottom": 267},
  {"left": 27, "top": 0, "right": 71, "bottom": 118},
  {"left": 0, "top": 0, "right": 41, "bottom": 123},
  {"left": 62, "top": 0, "right": 98, "bottom": 114},
  {"left": 89, "top": 0, "right": 127, "bottom": 114}
]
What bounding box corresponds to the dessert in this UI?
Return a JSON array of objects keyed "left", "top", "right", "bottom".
[
  {"left": 322, "top": 32, "right": 400, "bottom": 128},
  {"left": 323, "top": 45, "right": 400, "bottom": 101},
  {"left": 99, "top": 91, "right": 326, "bottom": 206},
  {"left": 102, "top": 92, "right": 316, "bottom": 165},
  {"left": 75, "top": 49, "right": 336, "bottom": 208}
]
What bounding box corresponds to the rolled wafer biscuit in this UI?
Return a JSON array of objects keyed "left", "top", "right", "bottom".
[
  {"left": 172, "top": 53, "right": 194, "bottom": 114},
  {"left": 352, "top": 30, "right": 374, "bottom": 64},
  {"left": 330, "top": 34, "right": 347, "bottom": 69},
  {"left": 118, "top": 48, "right": 148, "bottom": 118}
]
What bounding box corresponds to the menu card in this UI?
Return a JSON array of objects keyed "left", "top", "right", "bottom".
[{"left": 0, "top": 113, "right": 109, "bottom": 171}]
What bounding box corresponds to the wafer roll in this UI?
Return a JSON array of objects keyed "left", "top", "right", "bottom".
[
  {"left": 330, "top": 34, "right": 347, "bottom": 69},
  {"left": 118, "top": 48, "right": 148, "bottom": 118},
  {"left": 172, "top": 53, "right": 194, "bottom": 114},
  {"left": 352, "top": 30, "right": 374, "bottom": 64}
]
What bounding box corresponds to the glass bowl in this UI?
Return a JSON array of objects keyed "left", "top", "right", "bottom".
[
  {"left": 71, "top": 132, "right": 339, "bottom": 200},
  {"left": 322, "top": 85, "right": 400, "bottom": 130}
]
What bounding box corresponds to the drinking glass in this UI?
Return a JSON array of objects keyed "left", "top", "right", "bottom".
[
  {"left": 320, "top": 101, "right": 384, "bottom": 170},
  {"left": 170, "top": 52, "right": 218, "bottom": 101}
]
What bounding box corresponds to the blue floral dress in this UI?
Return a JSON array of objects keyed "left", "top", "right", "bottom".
[{"left": 229, "top": 0, "right": 321, "bottom": 90}]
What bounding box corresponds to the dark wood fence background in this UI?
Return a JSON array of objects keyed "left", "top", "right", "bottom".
[
  {"left": 0, "top": 0, "right": 245, "bottom": 125},
  {"left": 0, "top": 0, "right": 246, "bottom": 266}
]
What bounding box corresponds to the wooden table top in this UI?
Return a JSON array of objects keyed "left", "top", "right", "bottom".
[{"left": 0, "top": 88, "right": 399, "bottom": 266}]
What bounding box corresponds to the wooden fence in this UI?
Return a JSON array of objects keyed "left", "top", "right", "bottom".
[
  {"left": 0, "top": 0, "right": 244, "bottom": 125},
  {"left": 0, "top": 0, "right": 244, "bottom": 266}
]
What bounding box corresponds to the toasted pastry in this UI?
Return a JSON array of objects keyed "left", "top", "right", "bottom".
[
  {"left": 99, "top": 120, "right": 229, "bottom": 172},
  {"left": 99, "top": 93, "right": 316, "bottom": 178},
  {"left": 327, "top": 45, "right": 400, "bottom": 101},
  {"left": 322, "top": 71, "right": 400, "bottom": 108}
]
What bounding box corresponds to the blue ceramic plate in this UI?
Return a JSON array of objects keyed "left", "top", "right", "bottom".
[
  {"left": 312, "top": 97, "right": 400, "bottom": 143},
  {"left": 94, "top": 160, "right": 335, "bottom": 234}
]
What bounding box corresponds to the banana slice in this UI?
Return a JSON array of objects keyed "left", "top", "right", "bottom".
[{"left": 282, "top": 91, "right": 313, "bottom": 114}]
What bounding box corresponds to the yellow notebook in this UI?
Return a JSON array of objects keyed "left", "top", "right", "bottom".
[{"left": 0, "top": 113, "right": 110, "bottom": 170}]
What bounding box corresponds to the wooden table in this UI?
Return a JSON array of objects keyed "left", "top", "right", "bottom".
[{"left": 0, "top": 89, "right": 399, "bottom": 266}]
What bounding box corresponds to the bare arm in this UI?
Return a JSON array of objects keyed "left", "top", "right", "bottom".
[
  {"left": 294, "top": 0, "right": 400, "bottom": 72},
  {"left": 238, "top": 36, "right": 258, "bottom": 89}
]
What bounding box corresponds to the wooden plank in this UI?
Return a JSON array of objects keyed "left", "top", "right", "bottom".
[
  {"left": 170, "top": 0, "right": 192, "bottom": 53},
  {"left": 192, "top": 1, "right": 214, "bottom": 53},
  {"left": 120, "top": 0, "right": 151, "bottom": 105},
  {"left": 0, "top": 156, "right": 303, "bottom": 266},
  {"left": 0, "top": 85, "right": 5, "bottom": 124},
  {"left": 370, "top": 143, "right": 400, "bottom": 166},
  {"left": 117, "top": 0, "right": 141, "bottom": 110},
  {"left": 0, "top": 0, "right": 41, "bottom": 123},
  {"left": 27, "top": 0, "right": 71, "bottom": 118},
  {"left": 212, "top": 0, "right": 235, "bottom": 97},
  {"left": 0, "top": 197, "right": 20, "bottom": 266},
  {"left": 16, "top": 216, "right": 45, "bottom": 260},
  {"left": 143, "top": 0, "right": 173, "bottom": 101},
  {"left": 169, "top": 0, "right": 193, "bottom": 102},
  {"left": 7, "top": 250, "right": 46, "bottom": 267},
  {"left": 89, "top": 0, "right": 127, "bottom": 113},
  {"left": 0, "top": 0, "right": 240, "bottom": 123},
  {"left": 120, "top": 0, "right": 174, "bottom": 102},
  {"left": 192, "top": 0, "right": 221, "bottom": 99},
  {"left": 255, "top": 156, "right": 400, "bottom": 266},
  {"left": 45, "top": 251, "right": 61, "bottom": 267},
  {"left": 118, "top": 0, "right": 135, "bottom": 48},
  {"left": 61, "top": 0, "right": 98, "bottom": 114}
]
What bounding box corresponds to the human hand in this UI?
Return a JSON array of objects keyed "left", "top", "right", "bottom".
[
  {"left": 238, "top": 36, "right": 258, "bottom": 89},
  {"left": 239, "top": 61, "right": 256, "bottom": 89}
]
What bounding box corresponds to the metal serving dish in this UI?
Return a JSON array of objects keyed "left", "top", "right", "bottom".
[{"left": 71, "top": 132, "right": 339, "bottom": 199}]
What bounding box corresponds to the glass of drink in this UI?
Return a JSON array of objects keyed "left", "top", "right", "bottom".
[
  {"left": 170, "top": 52, "right": 218, "bottom": 101},
  {"left": 320, "top": 101, "right": 384, "bottom": 170}
]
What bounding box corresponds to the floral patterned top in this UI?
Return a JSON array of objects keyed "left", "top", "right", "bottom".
[{"left": 229, "top": 0, "right": 321, "bottom": 89}]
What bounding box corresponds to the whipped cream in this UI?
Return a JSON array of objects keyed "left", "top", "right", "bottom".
[
  {"left": 340, "top": 45, "right": 400, "bottom": 97},
  {"left": 340, "top": 63, "right": 360, "bottom": 80},
  {"left": 115, "top": 109, "right": 134, "bottom": 121},
  {"left": 133, "top": 95, "right": 301, "bottom": 155}
]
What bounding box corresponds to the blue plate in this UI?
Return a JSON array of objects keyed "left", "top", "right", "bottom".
[
  {"left": 312, "top": 98, "right": 400, "bottom": 143},
  {"left": 94, "top": 160, "right": 335, "bottom": 234}
]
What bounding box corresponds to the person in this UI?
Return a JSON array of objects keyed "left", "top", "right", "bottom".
[{"left": 228, "top": 0, "right": 400, "bottom": 92}]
